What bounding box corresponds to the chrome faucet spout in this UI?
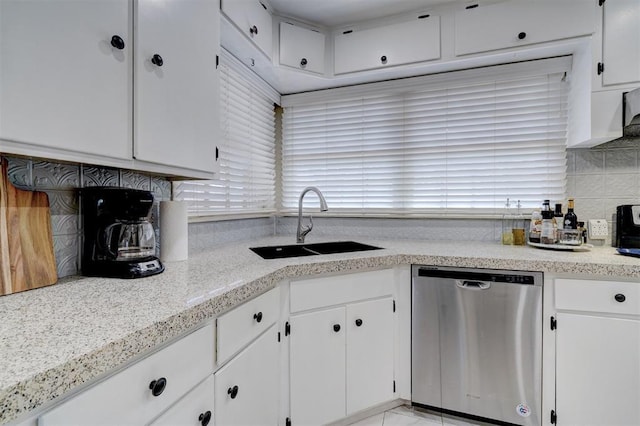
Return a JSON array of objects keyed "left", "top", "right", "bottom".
[{"left": 297, "top": 187, "right": 328, "bottom": 243}]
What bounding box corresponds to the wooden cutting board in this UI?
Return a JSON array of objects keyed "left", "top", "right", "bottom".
[{"left": 0, "top": 158, "right": 57, "bottom": 295}]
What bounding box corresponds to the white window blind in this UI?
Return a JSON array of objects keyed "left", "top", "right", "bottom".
[
  {"left": 174, "top": 50, "right": 279, "bottom": 216},
  {"left": 281, "top": 58, "right": 570, "bottom": 215}
]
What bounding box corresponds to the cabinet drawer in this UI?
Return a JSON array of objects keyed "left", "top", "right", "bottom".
[
  {"left": 216, "top": 287, "right": 280, "bottom": 365},
  {"left": 334, "top": 16, "right": 440, "bottom": 75},
  {"left": 454, "top": 1, "right": 594, "bottom": 56},
  {"left": 555, "top": 279, "right": 640, "bottom": 316},
  {"left": 151, "top": 375, "right": 214, "bottom": 426},
  {"left": 40, "top": 324, "right": 215, "bottom": 426},
  {"left": 290, "top": 269, "right": 394, "bottom": 313}
]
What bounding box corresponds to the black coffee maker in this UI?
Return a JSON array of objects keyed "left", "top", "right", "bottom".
[
  {"left": 615, "top": 205, "right": 640, "bottom": 248},
  {"left": 82, "top": 187, "right": 164, "bottom": 278}
]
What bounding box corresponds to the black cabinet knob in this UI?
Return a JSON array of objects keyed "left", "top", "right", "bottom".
[
  {"left": 381, "top": 55, "right": 387, "bottom": 64},
  {"left": 333, "top": 324, "right": 341, "bottom": 332},
  {"left": 355, "top": 319, "right": 363, "bottom": 327},
  {"left": 615, "top": 293, "right": 626, "bottom": 303},
  {"left": 300, "top": 58, "right": 308, "bottom": 67},
  {"left": 199, "top": 411, "right": 212, "bottom": 426},
  {"left": 253, "top": 312, "right": 263, "bottom": 323},
  {"left": 518, "top": 32, "right": 526, "bottom": 40},
  {"left": 149, "top": 377, "right": 167, "bottom": 396},
  {"left": 228, "top": 385, "right": 239, "bottom": 399},
  {"left": 110, "top": 35, "right": 125, "bottom": 50},
  {"left": 250, "top": 25, "right": 258, "bottom": 36},
  {"left": 151, "top": 54, "right": 164, "bottom": 67}
]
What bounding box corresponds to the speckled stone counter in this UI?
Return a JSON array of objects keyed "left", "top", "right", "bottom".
[{"left": 1, "top": 236, "right": 639, "bottom": 424}]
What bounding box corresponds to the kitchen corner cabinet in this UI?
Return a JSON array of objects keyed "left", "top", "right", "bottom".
[
  {"left": 38, "top": 324, "right": 215, "bottom": 426},
  {"left": 454, "top": 1, "right": 594, "bottom": 57},
  {"left": 279, "top": 22, "right": 326, "bottom": 75},
  {"left": 289, "top": 270, "right": 396, "bottom": 425},
  {"left": 0, "top": 0, "right": 131, "bottom": 161},
  {"left": 601, "top": 0, "right": 640, "bottom": 87},
  {"left": 334, "top": 16, "right": 440, "bottom": 75},
  {"left": 214, "top": 325, "right": 279, "bottom": 426},
  {"left": 0, "top": 0, "right": 219, "bottom": 177},
  {"left": 221, "top": 0, "right": 273, "bottom": 60},
  {"left": 554, "top": 278, "right": 640, "bottom": 426}
]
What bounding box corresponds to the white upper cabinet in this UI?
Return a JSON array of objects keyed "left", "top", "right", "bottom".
[
  {"left": 135, "top": 0, "right": 220, "bottom": 174},
  {"left": 334, "top": 15, "right": 441, "bottom": 75},
  {"left": 454, "top": 1, "right": 595, "bottom": 56},
  {"left": 222, "top": 0, "right": 273, "bottom": 59},
  {"left": 280, "top": 22, "right": 326, "bottom": 74},
  {"left": 601, "top": 0, "right": 640, "bottom": 86},
  {"left": 0, "top": 0, "right": 131, "bottom": 161}
]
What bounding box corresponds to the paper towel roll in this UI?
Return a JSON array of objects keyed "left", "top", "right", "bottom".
[{"left": 159, "top": 201, "right": 188, "bottom": 262}]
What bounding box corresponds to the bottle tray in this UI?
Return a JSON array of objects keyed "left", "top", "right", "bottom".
[{"left": 527, "top": 241, "right": 593, "bottom": 252}]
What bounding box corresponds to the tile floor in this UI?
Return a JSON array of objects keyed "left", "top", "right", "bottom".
[{"left": 349, "top": 405, "right": 493, "bottom": 426}]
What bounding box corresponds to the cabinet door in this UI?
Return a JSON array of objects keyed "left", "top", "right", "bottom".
[
  {"left": 346, "top": 298, "right": 395, "bottom": 415},
  {"left": 290, "top": 307, "right": 346, "bottom": 425},
  {"left": 334, "top": 17, "right": 440, "bottom": 75},
  {"left": 454, "top": 1, "right": 594, "bottom": 56},
  {"left": 214, "top": 326, "right": 279, "bottom": 426},
  {"left": 602, "top": 0, "right": 640, "bottom": 86},
  {"left": 151, "top": 375, "right": 214, "bottom": 426},
  {"left": 135, "top": 0, "right": 219, "bottom": 174},
  {"left": 0, "top": 0, "right": 130, "bottom": 160},
  {"left": 280, "top": 23, "right": 325, "bottom": 74},
  {"left": 221, "top": 0, "right": 272, "bottom": 59},
  {"left": 556, "top": 313, "right": 640, "bottom": 426}
]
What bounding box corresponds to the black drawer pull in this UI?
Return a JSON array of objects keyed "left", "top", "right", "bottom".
[
  {"left": 149, "top": 377, "right": 167, "bottom": 396},
  {"left": 254, "top": 311, "right": 263, "bottom": 322},
  {"left": 250, "top": 25, "right": 258, "bottom": 36},
  {"left": 110, "top": 35, "right": 125, "bottom": 50},
  {"left": 333, "top": 324, "right": 341, "bottom": 332},
  {"left": 355, "top": 319, "right": 363, "bottom": 327},
  {"left": 615, "top": 293, "right": 626, "bottom": 303},
  {"left": 381, "top": 55, "right": 387, "bottom": 64},
  {"left": 518, "top": 32, "right": 526, "bottom": 40},
  {"left": 228, "top": 385, "right": 239, "bottom": 399},
  {"left": 151, "top": 54, "right": 163, "bottom": 67},
  {"left": 199, "top": 411, "right": 212, "bottom": 426},
  {"left": 300, "top": 58, "right": 308, "bottom": 67}
]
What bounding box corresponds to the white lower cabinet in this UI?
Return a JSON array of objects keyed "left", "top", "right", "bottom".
[
  {"left": 554, "top": 278, "right": 640, "bottom": 426},
  {"left": 151, "top": 375, "right": 215, "bottom": 426},
  {"left": 290, "top": 297, "right": 395, "bottom": 425},
  {"left": 214, "top": 325, "right": 279, "bottom": 426},
  {"left": 38, "top": 324, "right": 215, "bottom": 426}
]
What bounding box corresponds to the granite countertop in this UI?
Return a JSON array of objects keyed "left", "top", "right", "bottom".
[{"left": 1, "top": 236, "right": 639, "bottom": 424}]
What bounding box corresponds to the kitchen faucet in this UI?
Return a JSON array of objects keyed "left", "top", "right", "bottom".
[{"left": 296, "top": 186, "right": 328, "bottom": 243}]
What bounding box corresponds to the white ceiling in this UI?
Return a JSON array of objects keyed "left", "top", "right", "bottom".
[{"left": 267, "top": 0, "right": 456, "bottom": 27}]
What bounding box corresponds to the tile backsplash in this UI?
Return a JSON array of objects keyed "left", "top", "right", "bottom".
[
  {"left": 4, "top": 155, "right": 172, "bottom": 278},
  {"left": 5, "top": 143, "right": 638, "bottom": 279}
]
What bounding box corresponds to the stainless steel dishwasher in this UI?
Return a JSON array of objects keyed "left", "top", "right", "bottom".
[{"left": 412, "top": 265, "right": 543, "bottom": 426}]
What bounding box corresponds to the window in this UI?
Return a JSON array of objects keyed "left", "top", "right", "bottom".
[
  {"left": 174, "top": 50, "right": 279, "bottom": 216},
  {"left": 281, "top": 57, "right": 570, "bottom": 215}
]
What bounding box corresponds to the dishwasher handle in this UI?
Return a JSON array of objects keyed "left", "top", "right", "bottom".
[{"left": 456, "top": 280, "right": 491, "bottom": 290}]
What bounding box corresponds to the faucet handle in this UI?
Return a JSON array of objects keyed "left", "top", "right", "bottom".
[{"left": 301, "top": 215, "right": 313, "bottom": 239}]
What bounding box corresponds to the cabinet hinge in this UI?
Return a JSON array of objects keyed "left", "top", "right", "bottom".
[
  {"left": 216, "top": 55, "right": 219, "bottom": 69},
  {"left": 393, "top": 300, "right": 396, "bottom": 312},
  {"left": 599, "top": 0, "right": 605, "bottom": 6},
  {"left": 278, "top": 332, "right": 281, "bottom": 342},
  {"left": 418, "top": 14, "right": 430, "bottom": 19},
  {"left": 285, "top": 321, "right": 291, "bottom": 336},
  {"left": 286, "top": 417, "right": 292, "bottom": 426},
  {"left": 550, "top": 410, "right": 557, "bottom": 424},
  {"left": 393, "top": 380, "right": 396, "bottom": 393},
  {"left": 597, "top": 62, "right": 605, "bottom": 75},
  {"left": 465, "top": 4, "right": 478, "bottom": 9},
  {"left": 550, "top": 316, "right": 557, "bottom": 331},
  {"left": 215, "top": 146, "right": 219, "bottom": 161}
]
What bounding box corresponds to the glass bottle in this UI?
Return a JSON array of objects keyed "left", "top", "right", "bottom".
[
  {"left": 553, "top": 203, "right": 563, "bottom": 242},
  {"left": 540, "top": 200, "right": 555, "bottom": 244},
  {"left": 512, "top": 200, "right": 525, "bottom": 245},
  {"left": 564, "top": 198, "right": 578, "bottom": 229},
  {"left": 501, "top": 198, "right": 514, "bottom": 245}
]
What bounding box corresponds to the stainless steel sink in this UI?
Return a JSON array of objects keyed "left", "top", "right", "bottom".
[{"left": 250, "top": 241, "right": 381, "bottom": 259}]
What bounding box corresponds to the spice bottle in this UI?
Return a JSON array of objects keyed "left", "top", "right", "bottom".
[
  {"left": 529, "top": 210, "right": 542, "bottom": 243},
  {"left": 512, "top": 200, "right": 525, "bottom": 246},
  {"left": 564, "top": 198, "right": 578, "bottom": 229}
]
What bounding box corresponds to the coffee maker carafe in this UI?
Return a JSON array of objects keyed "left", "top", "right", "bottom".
[{"left": 82, "top": 187, "right": 164, "bottom": 278}]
